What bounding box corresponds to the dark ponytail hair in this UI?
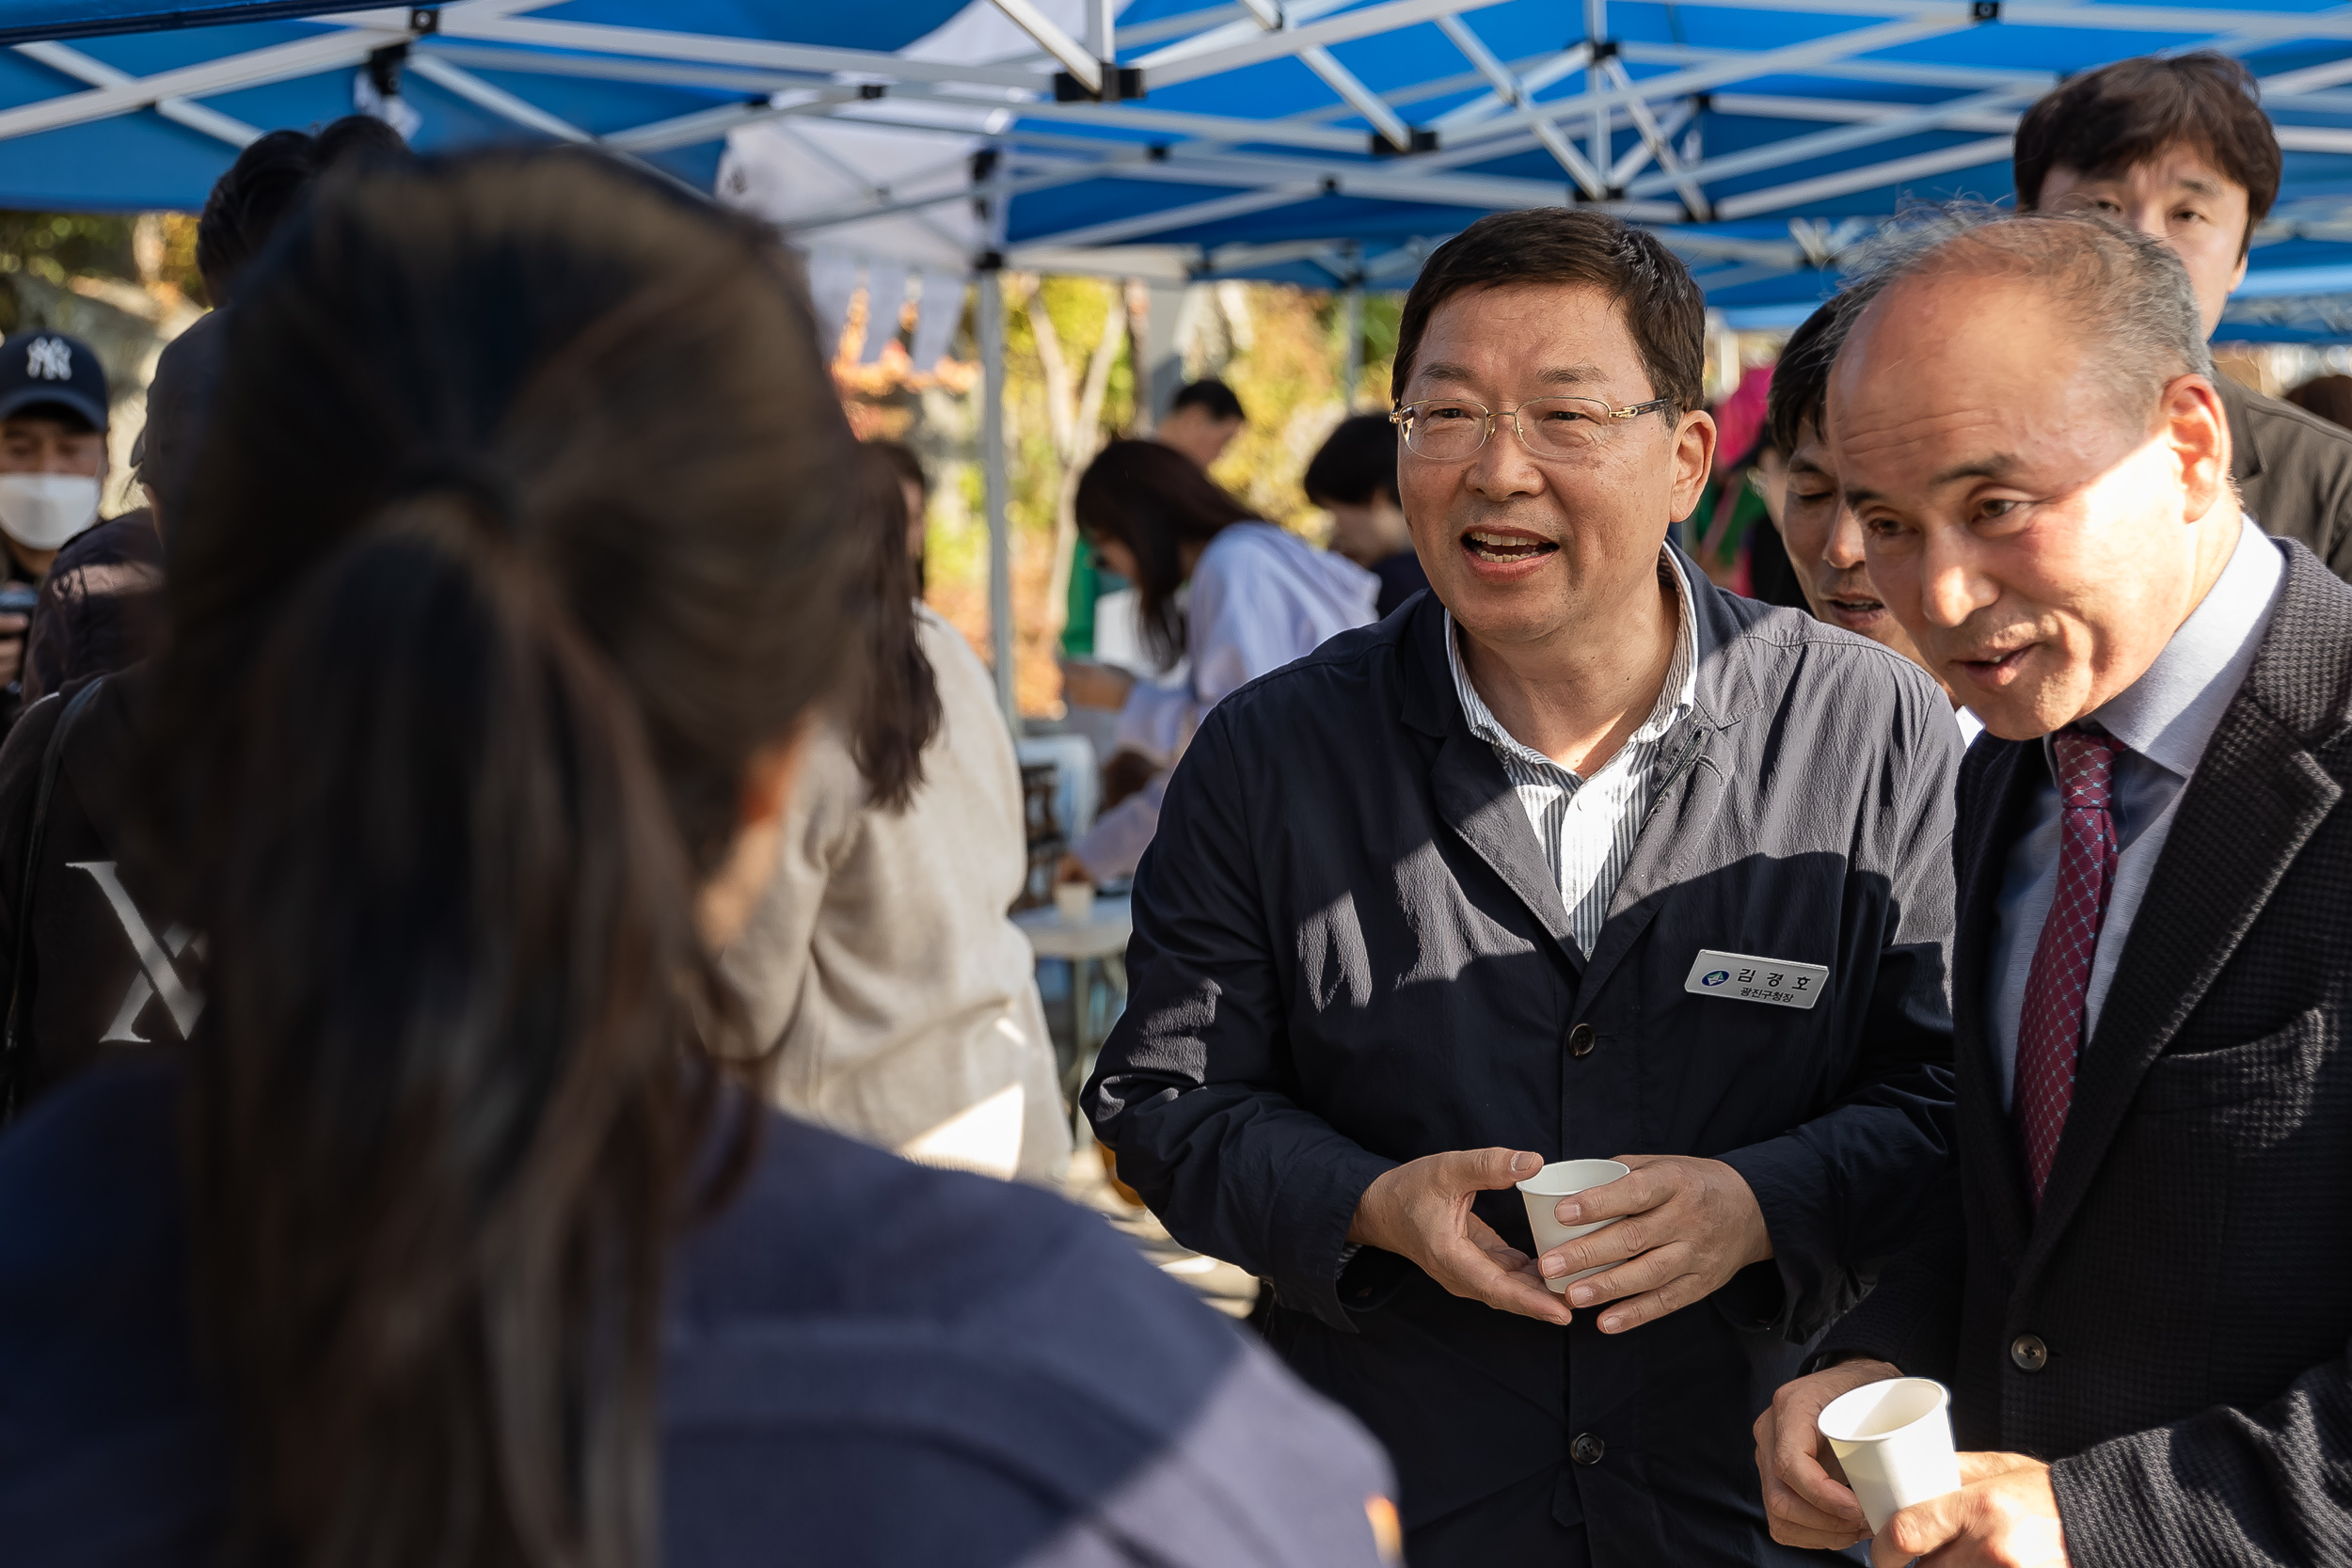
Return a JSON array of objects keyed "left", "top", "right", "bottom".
[
  {"left": 146, "top": 151, "right": 865, "bottom": 1568},
  {"left": 195, "top": 115, "right": 413, "bottom": 303},
  {"left": 1073, "top": 437, "right": 1252, "bottom": 668},
  {"left": 849, "top": 442, "right": 942, "bottom": 812}
]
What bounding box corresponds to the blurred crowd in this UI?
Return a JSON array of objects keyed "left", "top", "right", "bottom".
[{"left": 2, "top": 41, "right": 2351, "bottom": 1568}]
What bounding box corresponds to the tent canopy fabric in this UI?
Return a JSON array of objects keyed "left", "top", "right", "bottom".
[
  {"left": 6, "top": 0, "right": 2352, "bottom": 338},
  {"left": 8, "top": 0, "right": 2351, "bottom": 721}
]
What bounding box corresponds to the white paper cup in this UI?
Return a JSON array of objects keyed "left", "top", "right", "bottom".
[
  {"left": 1054, "top": 882, "right": 1095, "bottom": 925},
  {"left": 1515, "top": 1159, "right": 1631, "bottom": 1293},
  {"left": 1816, "top": 1376, "right": 1962, "bottom": 1535}
]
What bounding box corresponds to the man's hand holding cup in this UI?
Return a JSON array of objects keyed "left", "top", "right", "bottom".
[
  {"left": 1755, "top": 1357, "right": 1901, "bottom": 1550},
  {"left": 1346, "top": 1149, "right": 1573, "bottom": 1325},
  {"left": 1534, "top": 1153, "right": 1775, "bottom": 1334}
]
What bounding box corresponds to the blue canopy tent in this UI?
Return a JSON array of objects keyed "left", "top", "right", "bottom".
[{"left": 8, "top": 0, "right": 2352, "bottom": 706}]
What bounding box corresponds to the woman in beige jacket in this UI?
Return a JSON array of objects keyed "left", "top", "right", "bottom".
[{"left": 721, "top": 445, "right": 1068, "bottom": 1183}]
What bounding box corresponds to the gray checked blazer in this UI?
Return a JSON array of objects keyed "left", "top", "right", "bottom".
[{"left": 1817, "top": 538, "right": 2352, "bottom": 1565}]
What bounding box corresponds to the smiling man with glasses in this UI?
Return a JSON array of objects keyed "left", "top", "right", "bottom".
[{"left": 1085, "top": 208, "right": 1963, "bottom": 1566}]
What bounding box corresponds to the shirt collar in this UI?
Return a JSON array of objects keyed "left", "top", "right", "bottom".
[
  {"left": 2079, "top": 516, "right": 2284, "bottom": 781},
  {"left": 1445, "top": 546, "right": 1699, "bottom": 774}
]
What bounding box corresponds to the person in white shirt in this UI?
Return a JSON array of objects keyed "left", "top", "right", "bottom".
[
  {"left": 721, "top": 444, "right": 1068, "bottom": 1184},
  {"left": 1058, "top": 438, "right": 1377, "bottom": 883}
]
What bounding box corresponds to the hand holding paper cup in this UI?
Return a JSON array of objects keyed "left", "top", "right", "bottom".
[
  {"left": 1515, "top": 1159, "right": 1630, "bottom": 1293},
  {"left": 1815, "top": 1376, "right": 1962, "bottom": 1534}
]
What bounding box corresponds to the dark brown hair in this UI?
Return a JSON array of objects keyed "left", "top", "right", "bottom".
[
  {"left": 2013, "top": 52, "right": 2280, "bottom": 258},
  {"left": 195, "top": 116, "right": 413, "bottom": 302},
  {"left": 149, "top": 151, "right": 864, "bottom": 1568},
  {"left": 1075, "top": 437, "right": 1252, "bottom": 667},
  {"left": 865, "top": 437, "right": 929, "bottom": 592},
  {"left": 865, "top": 437, "right": 928, "bottom": 503},
  {"left": 850, "top": 442, "right": 943, "bottom": 813},
  {"left": 1170, "top": 378, "right": 1245, "bottom": 422},
  {"left": 1303, "top": 412, "right": 1400, "bottom": 507},
  {"left": 1390, "top": 208, "right": 1704, "bottom": 413},
  {"left": 2286, "top": 373, "right": 2352, "bottom": 432},
  {"left": 1766, "top": 297, "right": 1854, "bottom": 456}
]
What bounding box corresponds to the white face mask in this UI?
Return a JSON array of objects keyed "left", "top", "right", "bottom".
[{"left": 0, "top": 472, "right": 100, "bottom": 551}]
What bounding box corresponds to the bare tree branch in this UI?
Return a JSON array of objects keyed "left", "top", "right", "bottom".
[{"left": 1019, "top": 274, "right": 1079, "bottom": 467}]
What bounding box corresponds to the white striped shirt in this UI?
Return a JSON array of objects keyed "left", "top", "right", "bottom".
[{"left": 1444, "top": 548, "right": 1699, "bottom": 956}]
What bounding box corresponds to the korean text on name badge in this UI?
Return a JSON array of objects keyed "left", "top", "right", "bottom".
[{"left": 1682, "top": 949, "right": 1828, "bottom": 1011}]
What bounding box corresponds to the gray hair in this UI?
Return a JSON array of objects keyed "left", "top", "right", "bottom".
[{"left": 1833, "top": 202, "right": 2215, "bottom": 428}]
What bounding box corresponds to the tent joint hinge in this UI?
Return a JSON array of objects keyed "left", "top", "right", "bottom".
[
  {"left": 1054, "top": 65, "right": 1146, "bottom": 103},
  {"left": 367, "top": 41, "right": 408, "bottom": 99},
  {"left": 1969, "top": 1, "right": 1999, "bottom": 20},
  {"left": 407, "top": 7, "right": 439, "bottom": 34},
  {"left": 1368, "top": 128, "right": 1438, "bottom": 157}
]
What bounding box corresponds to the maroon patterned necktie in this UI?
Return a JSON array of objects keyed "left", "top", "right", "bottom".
[{"left": 2012, "top": 726, "right": 2121, "bottom": 1206}]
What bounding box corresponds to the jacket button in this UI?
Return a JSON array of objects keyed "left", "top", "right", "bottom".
[
  {"left": 2010, "top": 1334, "right": 2048, "bottom": 1372},
  {"left": 1570, "top": 1432, "right": 1605, "bottom": 1465},
  {"left": 1568, "top": 1022, "right": 1597, "bottom": 1058}
]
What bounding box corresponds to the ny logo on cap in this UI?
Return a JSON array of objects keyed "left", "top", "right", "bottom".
[{"left": 25, "top": 337, "right": 72, "bottom": 382}]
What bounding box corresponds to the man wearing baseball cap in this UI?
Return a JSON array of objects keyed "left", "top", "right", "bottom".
[{"left": 0, "top": 329, "right": 111, "bottom": 725}]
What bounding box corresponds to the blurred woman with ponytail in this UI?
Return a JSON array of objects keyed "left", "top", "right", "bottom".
[{"left": 0, "top": 151, "right": 1394, "bottom": 1568}]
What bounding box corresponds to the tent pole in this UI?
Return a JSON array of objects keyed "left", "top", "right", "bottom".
[
  {"left": 1587, "top": 0, "right": 1609, "bottom": 173},
  {"left": 1342, "top": 281, "right": 1364, "bottom": 411},
  {"left": 978, "top": 261, "right": 1018, "bottom": 730},
  {"left": 1139, "top": 280, "right": 1187, "bottom": 429}
]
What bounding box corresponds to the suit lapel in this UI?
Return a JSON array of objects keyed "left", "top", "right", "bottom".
[
  {"left": 2024, "top": 689, "right": 2341, "bottom": 1272},
  {"left": 1400, "top": 597, "right": 1584, "bottom": 973},
  {"left": 1573, "top": 715, "right": 1721, "bottom": 1006},
  {"left": 1428, "top": 726, "right": 1584, "bottom": 974},
  {"left": 2019, "top": 546, "right": 2352, "bottom": 1275},
  {"left": 1575, "top": 544, "right": 1744, "bottom": 1002},
  {"left": 1954, "top": 738, "right": 2042, "bottom": 1270}
]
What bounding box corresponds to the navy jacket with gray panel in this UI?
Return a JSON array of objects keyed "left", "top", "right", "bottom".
[{"left": 1085, "top": 548, "right": 1960, "bottom": 1567}]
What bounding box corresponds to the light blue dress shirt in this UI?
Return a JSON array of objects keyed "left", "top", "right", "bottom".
[{"left": 1987, "top": 519, "right": 2287, "bottom": 1110}]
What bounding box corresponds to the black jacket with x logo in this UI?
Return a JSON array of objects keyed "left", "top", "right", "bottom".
[{"left": 0, "top": 666, "right": 189, "bottom": 1108}]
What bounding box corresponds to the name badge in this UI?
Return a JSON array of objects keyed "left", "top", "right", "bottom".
[{"left": 1683, "top": 950, "right": 1828, "bottom": 1010}]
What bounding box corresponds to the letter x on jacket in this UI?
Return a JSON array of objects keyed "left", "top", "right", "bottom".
[{"left": 1085, "top": 548, "right": 1961, "bottom": 1567}]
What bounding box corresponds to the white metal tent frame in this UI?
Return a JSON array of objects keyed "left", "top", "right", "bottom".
[
  {"left": 17, "top": 0, "right": 2352, "bottom": 715},
  {"left": 15, "top": 3, "right": 2351, "bottom": 259}
]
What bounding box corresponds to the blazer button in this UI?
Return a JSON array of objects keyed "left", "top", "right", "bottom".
[
  {"left": 1570, "top": 1432, "right": 1606, "bottom": 1465},
  {"left": 2010, "top": 1333, "right": 2048, "bottom": 1372},
  {"left": 1568, "top": 1022, "right": 1597, "bottom": 1058}
]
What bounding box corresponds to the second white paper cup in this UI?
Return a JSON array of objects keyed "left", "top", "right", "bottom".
[
  {"left": 1816, "top": 1376, "right": 1962, "bottom": 1535},
  {"left": 1054, "top": 882, "right": 1096, "bottom": 925},
  {"left": 1515, "top": 1159, "right": 1630, "bottom": 1293}
]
